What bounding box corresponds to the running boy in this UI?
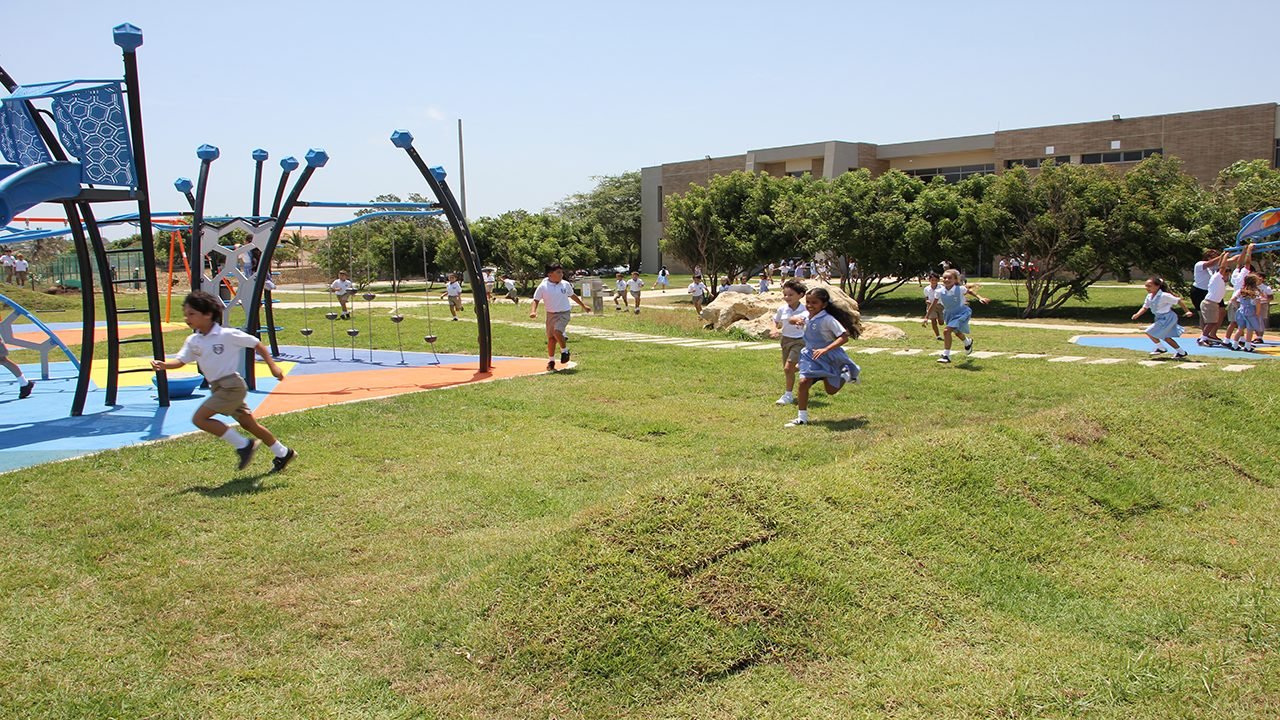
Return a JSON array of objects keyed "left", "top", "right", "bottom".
[
  {"left": 688, "top": 274, "right": 709, "bottom": 314},
  {"left": 1, "top": 340, "right": 34, "bottom": 399},
  {"left": 530, "top": 263, "right": 591, "bottom": 371},
  {"left": 772, "top": 279, "right": 808, "bottom": 406},
  {"left": 150, "top": 291, "right": 295, "bottom": 473},
  {"left": 329, "top": 270, "right": 355, "bottom": 320},
  {"left": 443, "top": 272, "right": 463, "bottom": 321},
  {"left": 921, "top": 272, "right": 945, "bottom": 340},
  {"left": 627, "top": 271, "right": 644, "bottom": 314},
  {"left": 502, "top": 273, "right": 519, "bottom": 304},
  {"left": 614, "top": 272, "right": 628, "bottom": 311}
]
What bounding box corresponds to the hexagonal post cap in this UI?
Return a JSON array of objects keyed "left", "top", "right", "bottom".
[
  {"left": 390, "top": 130, "right": 414, "bottom": 149},
  {"left": 252, "top": 149, "right": 269, "bottom": 162},
  {"left": 305, "top": 149, "right": 329, "bottom": 168},
  {"left": 280, "top": 156, "right": 299, "bottom": 172},
  {"left": 113, "top": 24, "right": 143, "bottom": 52},
  {"left": 429, "top": 166, "right": 447, "bottom": 182},
  {"left": 174, "top": 177, "right": 194, "bottom": 193},
  {"left": 196, "top": 144, "right": 220, "bottom": 161}
]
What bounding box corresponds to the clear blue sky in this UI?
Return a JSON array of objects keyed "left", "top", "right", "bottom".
[{"left": 3, "top": 0, "right": 1276, "bottom": 229}]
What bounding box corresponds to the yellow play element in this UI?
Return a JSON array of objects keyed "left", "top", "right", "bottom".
[{"left": 90, "top": 356, "right": 297, "bottom": 388}]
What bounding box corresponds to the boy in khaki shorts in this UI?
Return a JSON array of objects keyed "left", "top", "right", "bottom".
[
  {"left": 151, "top": 291, "right": 296, "bottom": 474},
  {"left": 772, "top": 279, "right": 808, "bottom": 405},
  {"left": 530, "top": 263, "right": 591, "bottom": 371}
]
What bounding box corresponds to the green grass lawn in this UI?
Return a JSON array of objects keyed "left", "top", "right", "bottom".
[{"left": 2, "top": 286, "right": 1279, "bottom": 718}]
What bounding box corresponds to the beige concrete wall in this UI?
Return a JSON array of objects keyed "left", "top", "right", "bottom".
[{"left": 888, "top": 150, "right": 996, "bottom": 172}]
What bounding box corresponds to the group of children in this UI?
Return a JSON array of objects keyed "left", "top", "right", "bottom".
[
  {"left": 1192, "top": 244, "right": 1273, "bottom": 352},
  {"left": 0, "top": 249, "right": 31, "bottom": 287},
  {"left": 613, "top": 271, "right": 646, "bottom": 313}
]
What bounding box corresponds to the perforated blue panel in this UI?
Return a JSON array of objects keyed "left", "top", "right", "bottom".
[
  {"left": 51, "top": 85, "right": 135, "bottom": 188},
  {"left": 0, "top": 101, "right": 54, "bottom": 167}
]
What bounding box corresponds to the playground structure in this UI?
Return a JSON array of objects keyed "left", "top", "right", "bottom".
[
  {"left": 0, "top": 23, "right": 496, "bottom": 418},
  {"left": 1230, "top": 207, "right": 1280, "bottom": 252}
]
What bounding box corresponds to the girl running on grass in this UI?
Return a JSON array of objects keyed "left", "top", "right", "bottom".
[
  {"left": 784, "top": 287, "right": 860, "bottom": 428},
  {"left": 1131, "top": 275, "right": 1194, "bottom": 358},
  {"left": 927, "top": 268, "right": 989, "bottom": 364}
]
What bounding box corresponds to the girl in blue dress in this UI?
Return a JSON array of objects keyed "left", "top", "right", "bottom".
[
  {"left": 784, "top": 287, "right": 861, "bottom": 427},
  {"left": 926, "top": 269, "right": 989, "bottom": 364},
  {"left": 1131, "top": 276, "right": 1194, "bottom": 357},
  {"left": 1229, "top": 274, "right": 1265, "bottom": 352}
]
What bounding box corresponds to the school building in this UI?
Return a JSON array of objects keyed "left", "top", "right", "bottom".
[{"left": 640, "top": 103, "right": 1280, "bottom": 273}]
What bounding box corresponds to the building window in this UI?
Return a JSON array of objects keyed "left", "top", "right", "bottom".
[
  {"left": 787, "top": 170, "right": 807, "bottom": 178},
  {"left": 1004, "top": 156, "right": 1071, "bottom": 169},
  {"left": 903, "top": 163, "right": 995, "bottom": 183},
  {"left": 1080, "top": 148, "right": 1161, "bottom": 165}
]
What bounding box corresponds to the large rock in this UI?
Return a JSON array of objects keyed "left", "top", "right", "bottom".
[{"left": 700, "top": 280, "right": 870, "bottom": 340}]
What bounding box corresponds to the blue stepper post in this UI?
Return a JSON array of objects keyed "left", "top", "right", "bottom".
[
  {"left": 429, "top": 166, "right": 446, "bottom": 182},
  {"left": 112, "top": 23, "right": 144, "bottom": 52},
  {"left": 252, "top": 149, "right": 269, "bottom": 162},
  {"left": 196, "top": 144, "right": 220, "bottom": 161},
  {"left": 280, "top": 157, "right": 299, "bottom": 172},
  {"left": 174, "top": 178, "right": 193, "bottom": 193},
  {"left": 304, "top": 149, "right": 329, "bottom": 168},
  {"left": 390, "top": 130, "right": 414, "bottom": 149}
]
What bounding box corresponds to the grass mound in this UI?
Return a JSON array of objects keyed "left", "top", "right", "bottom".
[
  {"left": 0, "top": 285, "right": 81, "bottom": 314},
  {"left": 469, "top": 393, "right": 1280, "bottom": 716}
]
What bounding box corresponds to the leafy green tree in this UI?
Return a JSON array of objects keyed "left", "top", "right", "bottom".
[
  {"left": 471, "top": 211, "right": 599, "bottom": 290},
  {"left": 1211, "top": 159, "right": 1280, "bottom": 242},
  {"left": 557, "top": 171, "right": 642, "bottom": 269}
]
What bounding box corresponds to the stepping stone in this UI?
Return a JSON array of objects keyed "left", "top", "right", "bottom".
[
  {"left": 892, "top": 349, "right": 923, "bottom": 355},
  {"left": 968, "top": 351, "right": 1005, "bottom": 359},
  {"left": 1011, "top": 353, "right": 1048, "bottom": 359},
  {"left": 1047, "top": 356, "right": 1087, "bottom": 363},
  {"left": 741, "top": 344, "right": 779, "bottom": 351},
  {"left": 1221, "top": 364, "right": 1255, "bottom": 372},
  {"left": 1175, "top": 363, "right": 1208, "bottom": 370},
  {"left": 1084, "top": 358, "right": 1126, "bottom": 365},
  {"left": 856, "top": 348, "right": 890, "bottom": 354},
  {"left": 698, "top": 342, "right": 750, "bottom": 349},
  {"left": 1137, "top": 360, "right": 1166, "bottom": 367}
]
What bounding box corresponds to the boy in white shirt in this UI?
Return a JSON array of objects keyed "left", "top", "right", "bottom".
[
  {"left": 627, "top": 271, "right": 645, "bottom": 314},
  {"left": 150, "top": 291, "right": 295, "bottom": 473},
  {"left": 921, "top": 272, "right": 945, "bottom": 340},
  {"left": 1198, "top": 257, "right": 1231, "bottom": 345},
  {"left": 772, "top": 279, "right": 808, "bottom": 405},
  {"left": 482, "top": 269, "right": 495, "bottom": 302},
  {"left": 1, "top": 251, "right": 13, "bottom": 283},
  {"left": 613, "top": 272, "right": 628, "bottom": 311},
  {"left": 530, "top": 263, "right": 591, "bottom": 371},
  {"left": 687, "top": 275, "right": 709, "bottom": 314},
  {"left": 12, "top": 253, "right": 29, "bottom": 288},
  {"left": 502, "top": 273, "right": 519, "bottom": 304},
  {"left": 329, "top": 270, "right": 355, "bottom": 320},
  {"left": 442, "top": 273, "right": 463, "bottom": 321}
]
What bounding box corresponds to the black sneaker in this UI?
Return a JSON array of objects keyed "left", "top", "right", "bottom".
[
  {"left": 937, "top": 356, "right": 951, "bottom": 364},
  {"left": 236, "top": 440, "right": 259, "bottom": 471},
  {"left": 270, "top": 448, "right": 296, "bottom": 474},
  {"left": 18, "top": 380, "right": 34, "bottom": 399},
  {"left": 546, "top": 360, "right": 556, "bottom": 372},
  {"left": 560, "top": 349, "right": 570, "bottom": 364}
]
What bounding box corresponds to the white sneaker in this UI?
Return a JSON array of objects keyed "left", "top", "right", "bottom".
[
  {"left": 783, "top": 417, "right": 807, "bottom": 427},
  {"left": 964, "top": 338, "right": 974, "bottom": 354},
  {"left": 937, "top": 356, "right": 951, "bottom": 364},
  {"left": 1174, "top": 350, "right": 1188, "bottom": 359},
  {"left": 839, "top": 365, "right": 855, "bottom": 384},
  {"left": 1244, "top": 342, "right": 1256, "bottom": 352},
  {"left": 1150, "top": 347, "right": 1167, "bottom": 355},
  {"left": 775, "top": 393, "right": 794, "bottom": 406}
]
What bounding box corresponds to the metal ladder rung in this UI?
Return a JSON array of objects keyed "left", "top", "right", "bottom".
[
  {"left": 118, "top": 337, "right": 154, "bottom": 345},
  {"left": 114, "top": 308, "right": 152, "bottom": 315},
  {"left": 104, "top": 247, "right": 144, "bottom": 255},
  {"left": 117, "top": 367, "right": 158, "bottom": 375}
]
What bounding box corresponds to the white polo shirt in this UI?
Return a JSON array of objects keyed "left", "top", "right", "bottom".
[
  {"left": 446, "top": 281, "right": 462, "bottom": 297},
  {"left": 626, "top": 278, "right": 644, "bottom": 292},
  {"left": 330, "top": 278, "right": 354, "bottom": 295},
  {"left": 688, "top": 282, "right": 707, "bottom": 298},
  {"left": 0, "top": 254, "right": 11, "bottom": 268},
  {"left": 773, "top": 303, "right": 808, "bottom": 339},
  {"left": 1143, "top": 290, "right": 1179, "bottom": 315},
  {"left": 923, "top": 284, "right": 943, "bottom": 304},
  {"left": 13, "top": 258, "right": 28, "bottom": 272},
  {"left": 175, "top": 324, "right": 259, "bottom": 382},
  {"left": 1205, "top": 272, "right": 1227, "bottom": 303},
  {"left": 1192, "top": 260, "right": 1214, "bottom": 290},
  {"left": 533, "top": 278, "right": 575, "bottom": 312},
  {"left": 1230, "top": 268, "right": 1248, "bottom": 299}
]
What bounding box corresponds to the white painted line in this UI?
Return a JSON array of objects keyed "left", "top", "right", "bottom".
[
  {"left": 1085, "top": 358, "right": 1126, "bottom": 365},
  {"left": 1011, "top": 353, "right": 1048, "bottom": 359},
  {"left": 1176, "top": 363, "right": 1208, "bottom": 370},
  {"left": 741, "top": 344, "right": 779, "bottom": 350},
  {"left": 697, "top": 342, "right": 751, "bottom": 349},
  {"left": 892, "top": 349, "right": 923, "bottom": 355},
  {"left": 1048, "top": 356, "right": 1087, "bottom": 363},
  {"left": 968, "top": 351, "right": 1005, "bottom": 359},
  {"left": 1221, "top": 364, "right": 1255, "bottom": 372}
]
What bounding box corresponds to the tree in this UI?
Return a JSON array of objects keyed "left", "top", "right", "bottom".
[
  {"left": 1212, "top": 159, "right": 1280, "bottom": 242},
  {"left": 557, "top": 171, "right": 642, "bottom": 269},
  {"left": 471, "top": 211, "right": 600, "bottom": 289}
]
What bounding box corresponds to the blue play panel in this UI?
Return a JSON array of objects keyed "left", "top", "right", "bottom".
[{"left": 1073, "top": 334, "right": 1280, "bottom": 359}]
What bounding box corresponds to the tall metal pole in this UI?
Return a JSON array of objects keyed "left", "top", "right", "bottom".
[{"left": 457, "top": 118, "right": 467, "bottom": 220}]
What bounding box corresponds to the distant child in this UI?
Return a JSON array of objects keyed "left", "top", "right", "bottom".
[
  {"left": 688, "top": 274, "right": 708, "bottom": 314},
  {"left": 0, "top": 250, "right": 12, "bottom": 283},
  {"left": 921, "top": 272, "right": 944, "bottom": 340},
  {"left": 1, "top": 340, "right": 34, "bottom": 399},
  {"left": 772, "top": 279, "right": 808, "bottom": 406},
  {"left": 1257, "top": 274, "right": 1273, "bottom": 339},
  {"left": 927, "top": 268, "right": 989, "bottom": 364},
  {"left": 530, "top": 263, "right": 591, "bottom": 371},
  {"left": 482, "top": 268, "right": 496, "bottom": 302},
  {"left": 1131, "top": 275, "right": 1193, "bottom": 358},
  {"left": 627, "top": 271, "right": 644, "bottom": 314},
  {"left": 502, "top": 273, "right": 519, "bottom": 304},
  {"left": 1197, "top": 250, "right": 1236, "bottom": 345},
  {"left": 442, "top": 272, "right": 463, "bottom": 321},
  {"left": 614, "top": 272, "right": 628, "bottom": 311},
  {"left": 758, "top": 273, "right": 770, "bottom": 294},
  {"left": 784, "top": 287, "right": 860, "bottom": 427},
  {"left": 329, "top": 270, "right": 355, "bottom": 320},
  {"left": 1222, "top": 244, "right": 1254, "bottom": 341},
  {"left": 656, "top": 266, "right": 670, "bottom": 292},
  {"left": 150, "top": 291, "right": 295, "bottom": 473},
  {"left": 1229, "top": 274, "right": 1265, "bottom": 351},
  {"left": 13, "top": 253, "right": 28, "bottom": 288}
]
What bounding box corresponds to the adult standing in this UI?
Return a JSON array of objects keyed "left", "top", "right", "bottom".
[
  {"left": 1190, "top": 249, "right": 1220, "bottom": 312},
  {"left": 13, "top": 253, "right": 29, "bottom": 288}
]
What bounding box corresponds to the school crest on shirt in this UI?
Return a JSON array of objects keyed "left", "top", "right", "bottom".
[{"left": 212, "top": 344, "right": 225, "bottom": 355}]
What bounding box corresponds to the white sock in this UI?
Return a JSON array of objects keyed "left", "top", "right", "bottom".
[
  {"left": 942, "top": 350, "right": 950, "bottom": 358},
  {"left": 221, "top": 428, "right": 250, "bottom": 449},
  {"left": 14, "top": 372, "right": 27, "bottom": 385},
  {"left": 798, "top": 410, "right": 809, "bottom": 422},
  {"left": 269, "top": 441, "right": 289, "bottom": 458}
]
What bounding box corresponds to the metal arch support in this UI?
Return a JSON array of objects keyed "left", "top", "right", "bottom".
[
  {"left": 243, "top": 159, "right": 322, "bottom": 388},
  {"left": 189, "top": 151, "right": 217, "bottom": 285},
  {"left": 392, "top": 138, "right": 491, "bottom": 373}
]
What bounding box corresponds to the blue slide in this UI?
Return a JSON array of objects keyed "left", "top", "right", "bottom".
[{"left": 0, "top": 161, "right": 81, "bottom": 226}]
